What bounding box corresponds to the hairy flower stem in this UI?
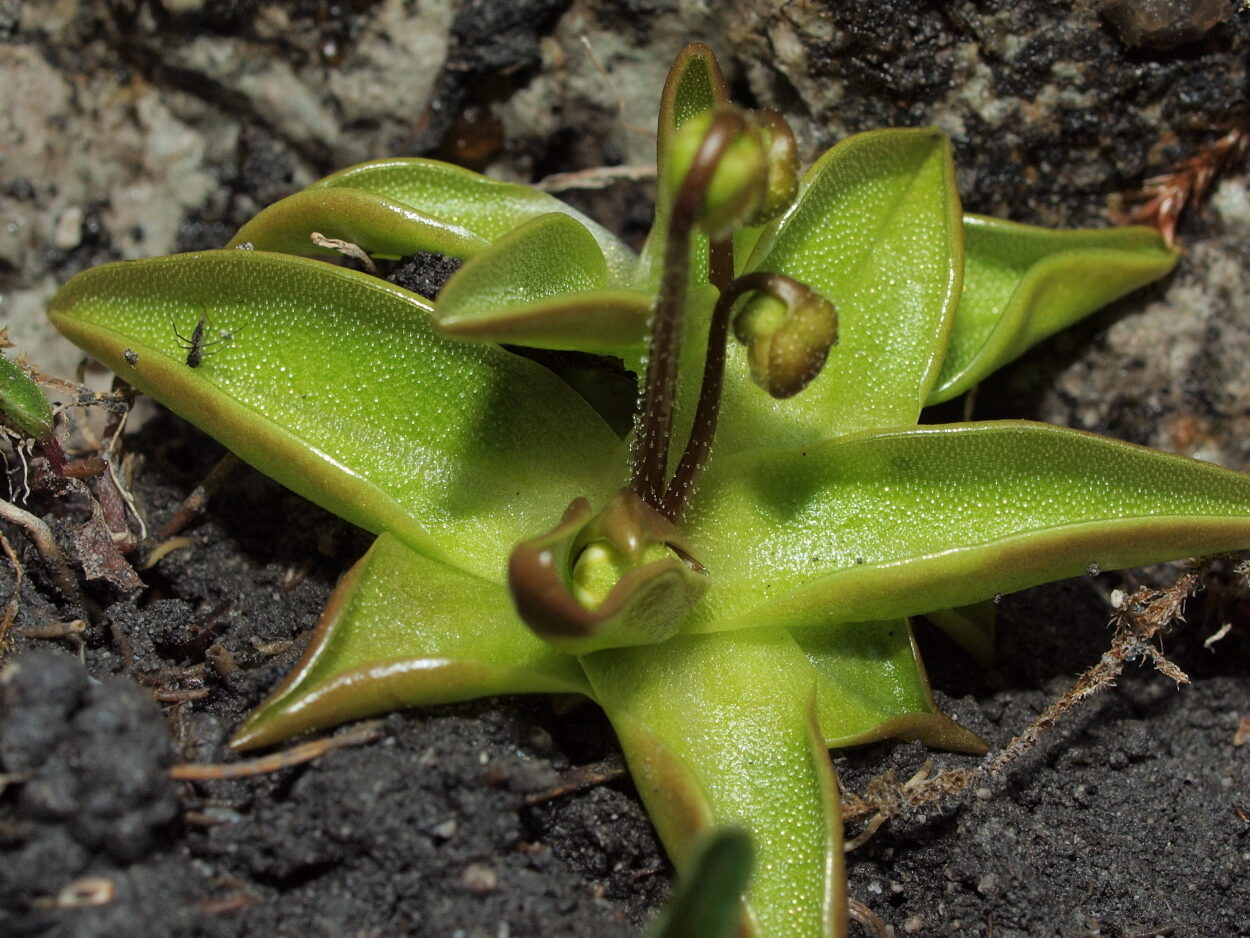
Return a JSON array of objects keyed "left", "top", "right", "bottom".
[
  {"left": 660, "top": 271, "right": 813, "bottom": 524},
  {"left": 630, "top": 110, "right": 746, "bottom": 508}
]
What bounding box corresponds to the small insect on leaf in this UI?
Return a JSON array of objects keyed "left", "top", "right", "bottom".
[{"left": 171, "top": 312, "right": 236, "bottom": 368}]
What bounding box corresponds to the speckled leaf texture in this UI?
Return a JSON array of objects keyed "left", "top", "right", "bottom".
[
  {"left": 49, "top": 40, "right": 1236, "bottom": 938},
  {"left": 48, "top": 249, "right": 624, "bottom": 579}
]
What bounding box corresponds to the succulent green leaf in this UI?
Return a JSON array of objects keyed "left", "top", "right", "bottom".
[
  {"left": 924, "top": 602, "right": 997, "bottom": 666},
  {"left": 643, "top": 828, "right": 753, "bottom": 938},
  {"left": 794, "top": 619, "right": 986, "bottom": 752},
  {"left": 436, "top": 289, "right": 652, "bottom": 353},
  {"left": 688, "top": 421, "right": 1250, "bottom": 633},
  {"left": 227, "top": 188, "right": 489, "bottom": 261},
  {"left": 47, "top": 249, "right": 623, "bottom": 579},
  {"left": 584, "top": 629, "right": 845, "bottom": 938},
  {"left": 0, "top": 354, "right": 53, "bottom": 441},
  {"left": 233, "top": 533, "right": 591, "bottom": 749},
  {"left": 717, "top": 128, "right": 963, "bottom": 453},
  {"left": 433, "top": 213, "right": 652, "bottom": 353},
  {"left": 304, "top": 158, "right": 637, "bottom": 284},
  {"left": 640, "top": 42, "right": 731, "bottom": 289},
  {"left": 927, "top": 216, "right": 1179, "bottom": 404}
]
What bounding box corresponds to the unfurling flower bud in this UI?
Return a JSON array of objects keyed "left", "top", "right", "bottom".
[
  {"left": 667, "top": 108, "right": 767, "bottom": 241},
  {"left": 508, "top": 488, "right": 707, "bottom": 654},
  {"left": 733, "top": 276, "right": 838, "bottom": 398},
  {"left": 667, "top": 107, "right": 802, "bottom": 241}
]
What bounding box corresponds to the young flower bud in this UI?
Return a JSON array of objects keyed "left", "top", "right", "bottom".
[
  {"left": 733, "top": 276, "right": 838, "bottom": 398},
  {"left": 508, "top": 488, "right": 707, "bottom": 654},
  {"left": 667, "top": 108, "right": 768, "bottom": 241},
  {"left": 572, "top": 538, "right": 681, "bottom": 609},
  {"left": 746, "top": 110, "right": 800, "bottom": 227}
]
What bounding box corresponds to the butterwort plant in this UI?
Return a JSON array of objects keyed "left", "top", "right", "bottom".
[{"left": 48, "top": 43, "right": 1250, "bottom": 937}]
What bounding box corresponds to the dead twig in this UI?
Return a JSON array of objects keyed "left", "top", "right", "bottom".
[
  {"left": 158, "top": 452, "right": 241, "bottom": 539},
  {"left": 169, "top": 721, "right": 383, "bottom": 780},
  {"left": 841, "top": 760, "right": 974, "bottom": 851},
  {"left": 153, "top": 687, "right": 210, "bottom": 703},
  {"left": 251, "top": 637, "right": 293, "bottom": 656},
  {"left": 535, "top": 164, "right": 656, "bottom": 192},
  {"left": 0, "top": 529, "right": 23, "bottom": 651},
  {"left": 983, "top": 566, "right": 1198, "bottom": 779},
  {"left": 842, "top": 563, "right": 1209, "bottom": 848},
  {"left": 522, "top": 753, "right": 627, "bottom": 805},
  {"left": 24, "top": 618, "right": 86, "bottom": 650},
  {"left": 0, "top": 495, "right": 82, "bottom": 603},
  {"left": 311, "top": 232, "right": 378, "bottom": 275}
]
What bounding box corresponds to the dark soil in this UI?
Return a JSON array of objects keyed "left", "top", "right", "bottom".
[
  {"left": 3, "top": 416, "right": 1247, "bottom": 938},
  {"left": 1, "top": 414, "right": 669, "bottom": 938},
  {"left": 3, "top": 1, "right": 1250, "bottom": 937}
]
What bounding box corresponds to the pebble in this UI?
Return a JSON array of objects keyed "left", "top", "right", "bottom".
[{"left": 462, "top": 863, "right": 499, "bottom": 893}]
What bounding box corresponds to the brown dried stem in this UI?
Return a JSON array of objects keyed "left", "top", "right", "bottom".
[
  {"left": 842, "top": 562, "right": 1211, "bottom": 849},
  {"left": 0, "top": 496, "right": 82, "bottom": 604},
  {"left": 169, "top": 721, "right": 383, "bottom": 780}
]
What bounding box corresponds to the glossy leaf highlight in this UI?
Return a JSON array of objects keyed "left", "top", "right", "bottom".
[
  {"left": 717, "top": 128, "right": 963, "bottom": 452},
  {"left": 585, "top": 630, "right": 845, "bottom": 938},
  {"left": 689, "top": 421, "right": 1250, "bottom": 632},
  {"left": 227, "top": 187, "right": 489, "bottom": 262},
  {"left": 795, "top": 619, "right": 986, "bottom": 751},
  {"left": 305, "top": 158, "right": 637, "bottom": 284},
  {"left": 48, "top": 249, "right": 622, "bottom": 579},
  {"left": 234, "top": 533, "right": 590, "bottom": 749},
  {"left": 434, "top": 214, "right": 651, "bottom": 352}
]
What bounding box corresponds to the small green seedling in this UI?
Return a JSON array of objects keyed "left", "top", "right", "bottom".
[
  {"left": 0, "top": 352, "right": 54, "bottom": 446},
  {"left": 48, "top": 43, "right": 1250, "bottom": 937}
]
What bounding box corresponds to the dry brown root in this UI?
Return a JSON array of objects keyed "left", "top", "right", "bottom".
[
  {"left": 848, "top": 897, "right": 894, "bottom": 936},
  {"left": 843, "top": 560, "right": 1215, "bottom": 851},
  {"left": 0, "top": 496, "right": 82, "bottom": 604},
  {"left": 156, "top": 452, "right": 241, "bottom": 540},
  {"left": 0, "top": 530, "right": 23, "bottom": 651},
  {"left": 169, "top": 721, "right": 383, "bottom": 780}
]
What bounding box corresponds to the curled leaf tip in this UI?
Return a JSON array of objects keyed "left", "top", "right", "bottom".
[{"left": 508, "top": 488, "right": 707, "bottom": 654}]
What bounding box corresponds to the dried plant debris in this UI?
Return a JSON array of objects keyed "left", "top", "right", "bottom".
[
  {"left": 1125, "top": 104, "right": 1250, "bottom": 248},
  {"left": 0, "top": 369, "right": 145, "bottom": 614},
  {"left": 842, "top": 559, "right": 1231, "bottom": 847}
]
